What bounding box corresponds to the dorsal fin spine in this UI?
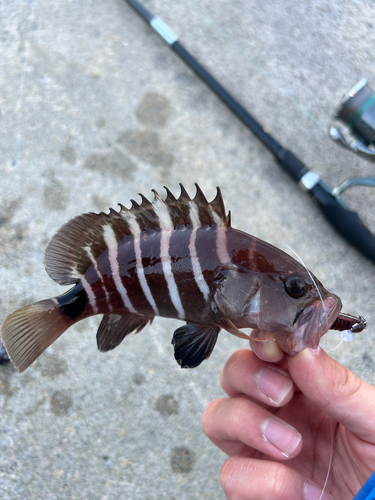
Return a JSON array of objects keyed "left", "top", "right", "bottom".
[{"left": 179, "top": 184, "right": 192, "bottom": 201}]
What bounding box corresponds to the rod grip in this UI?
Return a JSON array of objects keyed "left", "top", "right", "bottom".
[{"left": 311, "top": 183, "right": 375, "bottom": 263}]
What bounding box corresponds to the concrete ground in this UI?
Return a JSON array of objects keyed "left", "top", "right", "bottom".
[{"left": 1, "top": 0, "right": 375, "bottom": 498}]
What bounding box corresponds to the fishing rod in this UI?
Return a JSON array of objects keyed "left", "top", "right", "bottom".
[{"left": 125, "top": 0, "right": 375, "bottom": 264}]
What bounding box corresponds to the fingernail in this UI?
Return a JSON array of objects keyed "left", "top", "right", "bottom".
[
  {"left": 261, "top": 417, "right": 301, "bottom": 457},
  {"left": 304, "top": 482, "right": 333, "bottom": 500},
  {"left": 256, "top": 367, "right": 293, "bottom": 405}
]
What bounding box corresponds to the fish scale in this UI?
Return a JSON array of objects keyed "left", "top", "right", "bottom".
[{"left": 0, "top": 184, "right": 366, "bottom": 374}]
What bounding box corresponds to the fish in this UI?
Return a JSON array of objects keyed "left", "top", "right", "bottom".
[
  {"left": 0, "top": 339, "right": 10, "bottom": 365},
  {"left": 0, "top": 184, "right": 366, "bottom": 373}
]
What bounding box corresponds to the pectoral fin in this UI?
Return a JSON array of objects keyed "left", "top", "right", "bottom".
[
  {"left": 97, "top": 313, "right": 153, "bottom": 352},
  {"left": 172, "top": 324, "right": 220, "bottom": 368}
]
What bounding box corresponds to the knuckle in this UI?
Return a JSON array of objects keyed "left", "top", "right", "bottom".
[
  {"left": 227, "top": 398, "right": 249, "bottom": 432},
  {"left": 316, "top": 363, "right": 364, "bottom": 413},
  {"left": 270, "top": 462, "right": 290, "bottom": 498},
  {"left": 340, "top": 366, "right": 362, "bottom": 396}
]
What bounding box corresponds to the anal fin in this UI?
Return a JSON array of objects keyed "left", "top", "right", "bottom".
[
  {"left": 97, "top": 313, "right": 152, "bottom": 352},
  {"left": 172, "top": 323, "right": 220, "bottom": 368}
]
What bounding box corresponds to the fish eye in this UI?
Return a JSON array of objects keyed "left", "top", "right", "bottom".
[{"left": 284, "top": 276, "right": 307, "bottom": 299}]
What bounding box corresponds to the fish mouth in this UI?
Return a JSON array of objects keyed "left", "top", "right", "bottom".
[{"left": 274, "top": 296, "right": 342, "bottom": 356}]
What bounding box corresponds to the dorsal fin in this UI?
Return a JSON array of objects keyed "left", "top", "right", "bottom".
[
  {"left": 44, "top": 184, "right": 230, "bottom": 285},
  {"left": 44, "top": 210, "right": 132, "bottom": 285}
]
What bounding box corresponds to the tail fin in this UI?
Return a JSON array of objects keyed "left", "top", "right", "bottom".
[{"left": 0, "top": 299, "right": 72, "bottom": 373}]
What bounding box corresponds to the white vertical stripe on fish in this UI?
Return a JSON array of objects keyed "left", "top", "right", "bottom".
[
  {"left": 216, "top": 225, "right": 231, "bottom": 264},
  {"left": 152, "top": 194, "right": 174, "bottom": 230},
  {"left": 103, "top": 224, "right": 138, "bottom": 314},
  {"left": 188, "top": 200, "right": 201, "bottom": 228},
  {"left": 188, "top": 227, "right": 210, "bottom": 301},
  {"left": 81, "top": 276, "right": 99, "bottom": 314},
  {"left": 209, "top": 208, "right": 222, "bottom": 226},
  {"left": 124, "top": 214, "right": 160, "bottom": 317},
  {"left": 210, "top": 207, "right": 231, "bottom": 262},
  {"left": 160, "top": 230, "right": 185, "bottom": 319},
  {"left": 120, "top": 210, "right": 140, "bottom": 237},
  {"left": 84, "top": 245, "right": 112, "bottom": 312}
]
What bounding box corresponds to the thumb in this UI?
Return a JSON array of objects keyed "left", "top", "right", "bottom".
[{"left": 288, "top": 347, "right": 375, "bottom": 443}]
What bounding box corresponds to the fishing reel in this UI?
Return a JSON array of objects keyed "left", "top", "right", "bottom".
[
  {"left": 327, "top": 79, "right": 375, "bottom": 208},
  {"left": 330, "top": 79, "right": 375, "bottom": 160}
]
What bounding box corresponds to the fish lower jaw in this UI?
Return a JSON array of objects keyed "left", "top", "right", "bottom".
[
  {"left": 292, "top": 323, "right": 320, "bottom": 353},
  {"left": 275, "top": 325, "right": 311, "bottom": 356}
]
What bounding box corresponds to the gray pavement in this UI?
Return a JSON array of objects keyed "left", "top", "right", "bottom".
[{"left": 1, "top": 0, "right": 375, "bottom": 498}]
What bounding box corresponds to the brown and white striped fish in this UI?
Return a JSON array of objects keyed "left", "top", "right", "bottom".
[{"left": 0, "top": 184, "right": 366, "bottom": 373}]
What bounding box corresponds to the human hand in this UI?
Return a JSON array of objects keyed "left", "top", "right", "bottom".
[{"left": 202, "top": 332, "right": 375, "bottom": 499}]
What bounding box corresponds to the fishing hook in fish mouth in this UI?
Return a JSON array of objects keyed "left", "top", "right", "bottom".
[{"left": 330, "top": 313, "right": 367, "bottom": 333}]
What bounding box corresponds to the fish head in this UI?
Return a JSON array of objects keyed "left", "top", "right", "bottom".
[
  {"left": 258, "top": 275, "right": 343, "bottom": 355},
  {"left": 213, "top": 255, "right": 342, "bottom": 355}
]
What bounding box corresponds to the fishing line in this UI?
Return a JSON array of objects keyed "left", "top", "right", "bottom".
[
  {"left": 327, "top": 338, "right": 344, "bottom": 352},
  {"left": 326, "top": 328, "right": 353, "bottom": 352},
  {"left": 319, "top": 416, "right": 334, "bottom": 500},
  {"left": 285, "top": 246, "right": 354, "bottom": 353},
  {"left": 324, "top": 329, "right": 343, "bottom": 352},
  {"left": 284, "top": 246, "right": 324, "bottom": 304},
  {"left": 279, "top": 248, "right": 334, "bottom": 499}
]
